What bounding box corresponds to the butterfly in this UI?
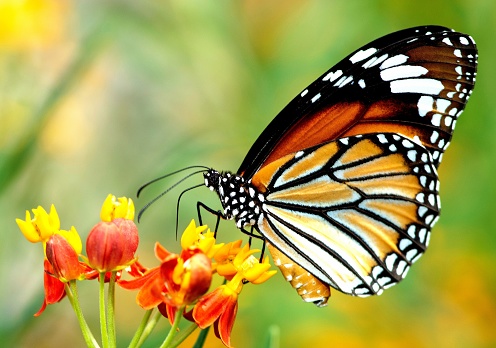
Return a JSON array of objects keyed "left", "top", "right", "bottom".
[{"left": 146, "top": 26, "right": 478, "bottom": 307}]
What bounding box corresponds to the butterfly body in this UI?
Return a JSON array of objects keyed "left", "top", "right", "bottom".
[{"left": 201, "top": 26, "right": 477, "bottom": 306}]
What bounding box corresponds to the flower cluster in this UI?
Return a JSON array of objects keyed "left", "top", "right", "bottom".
[
  {"left": 16, "top": 195, "right": 138, "bottom": 316},
  {"left": 16, "top": 195, "right": 276, "bottom": 348},
  {"left": 119, "top": 220, "right": 276, "bottom": 347}
]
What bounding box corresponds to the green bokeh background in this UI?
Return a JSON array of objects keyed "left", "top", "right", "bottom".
[{"left": 2, "top": 1, "right": 495, "bottom": 347}]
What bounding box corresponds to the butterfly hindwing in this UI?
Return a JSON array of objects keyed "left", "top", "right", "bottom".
[{"left": 253, "top": 133, "right": 439, "bottom": 296}]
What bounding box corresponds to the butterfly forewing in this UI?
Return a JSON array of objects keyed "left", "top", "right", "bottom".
[
  {"left": 238, "top": 26, "right": 477, "bottom": 177},
  {"left": 253, "top": 133, "right": 439, "bottom": 296}
]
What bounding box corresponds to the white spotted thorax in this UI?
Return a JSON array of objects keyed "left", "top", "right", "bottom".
[{"left": 204, "top": 170, "right": 264, "bottom": 228}]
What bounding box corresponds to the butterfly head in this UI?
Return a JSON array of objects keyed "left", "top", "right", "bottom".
[{"left": 204, "top": 169, "right": 264, "bottom": 228}]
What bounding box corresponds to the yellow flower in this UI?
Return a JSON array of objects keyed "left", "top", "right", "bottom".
[
  {"left": 181, "top": 219, "right": 224, "bottom": 257},
  {"left": 16, "top": 205, "right": 60, "bottom": 243},
  {"left": 100, "top": 194, "right": 135, "bottom": 222}
]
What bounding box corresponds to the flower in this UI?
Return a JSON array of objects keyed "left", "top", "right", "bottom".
[
  {"left": 161, "top": 248, "right": 212, "bottom": 309},
  {"left": 86, "top": 195, "right": 139, "bottom": 272},
  {"left": 120, "top": 242, "right": 212, "bottom": 324},
  {"left": 193, "top": 244, "right": 277, "bottom": 347},
  {"left": 45, "top": 233, "right": 87, "bottom": 282},
  {"left": 193, "top": 284, "right": 238, "bottom": 347},
  {"left": 16, "top": 204, "right": 60, "bottom": 245},
  {"left": 181, "top": 220, "right": 223, "bottom": 257},
  {"left": 34, "top": 259, "right": 67, "bottom": 317},
  {"left": 100, "top": 194, "right": 135, "bottom": 222}
]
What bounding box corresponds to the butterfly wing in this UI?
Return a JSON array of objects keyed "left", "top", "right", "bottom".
[
  {"left": 238, "top": 26, "right": 477, "bottom": 178},
  {"left": 252, "top": 133, "right": 439, "bottom": 297}
]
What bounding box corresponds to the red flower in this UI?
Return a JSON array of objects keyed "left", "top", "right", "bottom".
[
  {"left": 35, "top": 260, "right": 66, "bottom": 316},
  {"left": 86, "top": 218, "right": 139, "bottom": 272},
  {"left": 193, "top": 284, "right": 238, "bottom": 347},
  {"left": 119, "top": 242, "right": 212, "bottom": 324},
  {"left": 46, "top": 234, "right": 88, "bottom": 282},
  {"left": 193, "top": 244, "right": 277, "bottom": 347},
  {"left": 86, "top": 193, "right": 139, "bottom": 272}
]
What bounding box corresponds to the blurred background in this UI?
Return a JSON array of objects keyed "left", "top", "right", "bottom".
[{"left": 2, "top": 1, "right": 495, "bottom": 347}]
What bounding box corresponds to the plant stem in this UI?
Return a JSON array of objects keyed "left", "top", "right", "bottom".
[
  {"left": 128, "top": 309, "right": 153, "bottom": 348},
  {"left": 159, "top": 308, "right": 184, "bottom": 348},
  {"left": 107, "top": 272, "right": 117, "bottom": 348},
  {"left": 68, "top": 281, "right": 100, "bottom": 348},
  {"left": 99, "top": 273, "right": 109, "bottom": 348},
  {"left": 135, "top": 309, "right": 162, "bottom": 348},
  {"left": 171, "top": 322, "right": 200, "bottom": 348}
]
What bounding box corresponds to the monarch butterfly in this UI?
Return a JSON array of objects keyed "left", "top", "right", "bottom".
[{"left": 146, "top": 26, "right": 478, "bottom": 306}]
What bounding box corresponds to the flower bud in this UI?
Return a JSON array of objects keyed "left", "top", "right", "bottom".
[
  {"left": 45, "top": 234, "right": 84, "bottom": 282},
  {"left": 86, "top": 218, "right": 139, "bottom": 272}
]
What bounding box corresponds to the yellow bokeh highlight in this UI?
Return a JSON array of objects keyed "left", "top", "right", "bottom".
[{"left": 0, "top": 0, "right": 70, "bottom": 49}]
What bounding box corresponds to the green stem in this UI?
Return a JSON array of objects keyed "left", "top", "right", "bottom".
[
  {"left": 135, "top": 310, "right": 162, "bottom": 348},
  {"left": 191, "top": 326, "right": 210, "bottom": 348},
  {"left": 171, "top": 322, "right": 200, "bottom": 348},
  {"left": 68, "top": 281, "right": 100, "bottom": 348},
  {"left": 127, "top": 309, "right": 153, "bottom": 348},
  {"left": 159, "top": 308, "right": 184, "bottom": 348},
  {"left": 99, "top": 273, "right": 109, "bottom": 348},
  {"left": 107, "top": 272, "right": 117, "bottom": 348}
]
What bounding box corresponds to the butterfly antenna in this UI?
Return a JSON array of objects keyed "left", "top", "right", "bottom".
[
  {"left": 137, "top": 165, "right": 210, "bottom": 198},
  {"left": 175, "top": 183, "right": 204, "bottom": 239},
  {"left": 137, "top": 169, "right": 207, "bottom": 222}
]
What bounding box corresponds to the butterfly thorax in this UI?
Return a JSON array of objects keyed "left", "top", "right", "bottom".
[{"left": 204, "top": 169, "right": 264, "bottom": 228}]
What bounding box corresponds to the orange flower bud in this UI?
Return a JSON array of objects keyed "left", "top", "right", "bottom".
[
  {"left": 86, "top": 218, "right": 139, "bottom": 272},
  {"left": 161, "top": 248, "right": 212, "bottom": 307},
  {"left": 45, "top": 234, "right": 84, "bottom": 282}
]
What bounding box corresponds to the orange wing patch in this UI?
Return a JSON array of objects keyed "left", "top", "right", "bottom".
[
  {"left": 335, "top": 153, "right": 410, "bottom": 181},
  {"left": 267, "top": 243, "right": 330, "bottom": 307},
  {"left": 261, "top": 101, "right": 366, "bottom": 168},
  {"left": 278, "top": 141, "right": 339, "bottom": 185},
  {"left": 336, "top": 139, "right": 384, "bottom": 166},
  {"left": 250, "top": 153, "right": 294, "bottom": 192},
  {"left": 267, "top": 176, "right": 360, "bottom": 208}
]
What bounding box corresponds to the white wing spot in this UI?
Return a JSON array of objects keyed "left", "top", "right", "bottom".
[
  {"left": 380, "top": 65, "right": 427, "bottom": 82},
  {"left": 417, "top": 95, "right": 434, "bottom": 117},
  {"left": 363, "top": 53, "right": 389, "bottom": 69},
  {"left": 430, "top": 131, "right": 439, "bottom": 143},
  {"left": 431, "top": 113, "right": 442, "bottom": 127},
  {"left": 377, "top": 134, "right": 388, "bottom": 143},
  {"left": 311, "top": 93, "right": 321, "bottom": 103},
  {"left": 390, "top": 79, "right": 444, "bottom": 95},
  {"left": 323, "top": 69, "right": 343, "bottom": 82},
  {"left": 380, "top": 54, "right": 409, "bottom": 70},
  {"left": 459, "top": 36, "right": 469, "bottom": 45},
  {"left": 442, "top": 37, "right": 453, "bottom": 46},
  {"left": 349, "top": 47, "right": 378, "bottom": 63}
]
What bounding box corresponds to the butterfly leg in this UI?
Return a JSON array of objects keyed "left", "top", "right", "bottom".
[{"left": 197, "top": 201, "right": 225, "bottom": 237}]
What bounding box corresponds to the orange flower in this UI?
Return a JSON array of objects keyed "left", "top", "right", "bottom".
[
  {"left": 45, "top": 234, "right": 88, "bottom": 282},
  {"left": 34, "top": 260, "right": 66, "bottom": 317},
  {"left": 193, "top": 284, "right": 238, "bottom": 347},
  {"left": 119, "top": 242, "right": 212, "bottom": 324},
  {"left": 86, "top": 195, "right": 139, "bottom": 272},
  {"left": 193, "top": 243, "right": 276, "bottom": 347}
]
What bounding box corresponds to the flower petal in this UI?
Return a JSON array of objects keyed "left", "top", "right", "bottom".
[
  {"left": 193, "top": 286, "right": 237, "bottom": 328},
  {"left": 217, "top": 297, "right": 238, "bottom": 348}
]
